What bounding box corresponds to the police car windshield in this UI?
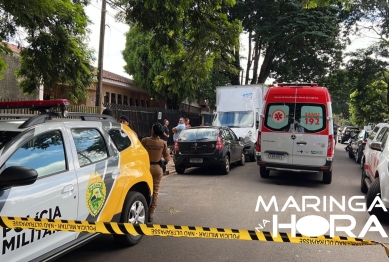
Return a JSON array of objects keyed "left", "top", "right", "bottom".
[
  {"left": 0, "top": 131, "right": 21, "bottom": 151},
  {"left": 213, "top": 111, "right": 254, "bottom": 128}
]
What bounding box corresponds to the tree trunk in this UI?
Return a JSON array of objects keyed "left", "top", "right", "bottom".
[
  {"left": 251, "top": 36, "right": 261, "bottom": 84},
  {"left": 245, "top": 31, "right": 253, "bottom": 85},
  {"left": 230, "top": 48, "right": 241, "bottom": 85},
  {"left": 258, "top": 42, "right": 276, "bottom": 83}
]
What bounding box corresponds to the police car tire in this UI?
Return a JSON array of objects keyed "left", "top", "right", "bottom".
[
  {"left": 220, "top": 155, "right": 230, "bottom": 175},
  {"left": 322, "top": 170, "right": 332, "bottom": 184},
  {"left": 366, "top": 178, "right": 386, "bottom": 220},
  {"left": 113, "top": 191, "right": 148, "bottom": 247},
  {"left": 237, "top": 151, "right": 246, "bottom": 166},
  {"left": 260, "top": 166, "right": 270, "bottom": 178},
  {"left": 360, "top": 167, "right": 368, "bottom": 194}
]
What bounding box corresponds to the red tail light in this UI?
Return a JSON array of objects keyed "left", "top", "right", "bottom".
[
  {"left": 327, "top": 134, "right": 334, "bottom": 157},
  {"left": 174, "top": 140, "right": 179, "bottom": 151},
  {"left": 215, "top": 136, "right": 224, "bottom": 150},
  {"left": 256, "top": 130, "right": 261, "bottom": 152},
  {"left": 363, "top": 139, "right": 367, "bottom": 145}
]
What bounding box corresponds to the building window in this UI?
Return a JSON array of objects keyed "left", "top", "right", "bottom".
[
  {"left": 111, "top": 93, "right": 116, "bottom": 104},
  {"left": 130, "top": 98, "right": 133, "bottom": 106},
  {"left": 104, "top": 92, "right": 110, "bottom": 103},
  {"left": 118, "top": 94, "right": 122, "bottom": 105},
  {"left": 146, "top": 101, "right": 149, "bottom": 107},
  {"left": 135, "top": 99, "right": 139, "bottom": 106},
  {"left": 124, "top": 96, "right": 128, "bottom": 105},
  {"left": 141, "top": 100, "right": 144, "bottom": 107}
]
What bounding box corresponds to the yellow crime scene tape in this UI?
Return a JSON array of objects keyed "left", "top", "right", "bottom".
[{"left": 1, "top": 216, "right": 389, "bottom": 257}]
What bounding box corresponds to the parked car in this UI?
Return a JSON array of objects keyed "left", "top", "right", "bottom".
[
  {"left": 349, "top": 130, "right": 371, "bottom": 163},
  {"left": 340, "top": 126, "right": 360, "bottom": 144},
  {"left": 361, "top": 126, "right": 389, "bottom": 219},
  {"left": 0, "top": 100, "right": 153, "bottom": 261},
  {"left": 173, "top": 126, "right": 246, "bottom": 174}
]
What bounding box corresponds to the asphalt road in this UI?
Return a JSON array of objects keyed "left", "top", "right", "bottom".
[{"left": 57, "top": 144, "right": 389, "bottom": 262}]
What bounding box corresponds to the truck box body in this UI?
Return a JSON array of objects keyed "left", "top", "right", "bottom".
[{"left": 212, "top": 84, "right": 268, "bottom": 161}]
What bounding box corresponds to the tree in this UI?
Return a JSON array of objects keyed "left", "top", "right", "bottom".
[
  {"left": 321, "top": 69, "right": 353, "bottom": 119},
  {"left": 0, "top": 0, "right": 95, "bottom": 102},
  {"left": 115, "top": 0, "right": 241, "bottom": 101},
  {"left": 349, "top": 79, "right": 388, "bottom": 125},
  {"left": 122, "top": 24, "right": 230, "bottom": 109}
]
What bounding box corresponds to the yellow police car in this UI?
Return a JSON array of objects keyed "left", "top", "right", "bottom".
[{"left": 0, "top": 100, "right": 153, "bottom": 261}]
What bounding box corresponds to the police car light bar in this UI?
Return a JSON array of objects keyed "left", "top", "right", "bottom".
[{"left": 0, "top": 99, "right": 71, "bottom": 110}]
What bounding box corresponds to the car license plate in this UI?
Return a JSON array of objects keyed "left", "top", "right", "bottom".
[
  {"left": 190, "top": 158, "right": 203, "bottom": 163},
  {"left": 268, "top": 153, "right": 284, "bottom": 160}
]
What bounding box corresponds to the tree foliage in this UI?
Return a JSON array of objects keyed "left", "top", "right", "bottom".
[
  {"left": 349, "top": 79, "right": 388, "bottom": 125},
  {"left": 0, "top": 0, "right": 95, "bottom": 102},
  {"left": 115, "top": 0, "right": 241, "bottom": 102},
  {"left": 321, "top": 69, "right": 352, "bottom": 119},
  {"left": 122, "top": 24, "right": 230, "bottom": 109}
]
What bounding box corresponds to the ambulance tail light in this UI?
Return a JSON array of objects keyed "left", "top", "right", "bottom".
[
  {"left": 256, "top": 131, "right": 261, "bottom": 152},
  {"left": 215, "top": 136, "right": 224, "bottom": 150},
  {"left": 174, "top": 140, "right": 179, "bottom": 151},
  {"left": 327, "top": 134, "right": 334, "bottom": 159}
]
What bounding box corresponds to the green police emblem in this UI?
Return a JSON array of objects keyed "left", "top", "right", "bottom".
[{"left": 86, "top": 172, "right": 107, "bottom": 217}]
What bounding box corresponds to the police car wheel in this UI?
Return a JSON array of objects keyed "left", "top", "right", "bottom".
[
  {"left": 114, "top": 191, "right": 148, "bottom": 246},
  {"left": 366, "top": 178, "right": 386, "bottom": 219}
]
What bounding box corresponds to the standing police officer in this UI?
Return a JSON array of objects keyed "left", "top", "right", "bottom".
[{"left": 141, "top": 122, "right": 170, "bottom": 222}]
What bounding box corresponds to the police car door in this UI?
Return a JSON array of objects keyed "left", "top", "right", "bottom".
[
  {"left": 66, "top": 122, "right": 120, "bottom": 225},
  {"left": 0, "top": 124, "right": 78, "bottom": 261}
]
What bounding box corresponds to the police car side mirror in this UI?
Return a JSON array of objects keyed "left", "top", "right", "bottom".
[
  {"left": 370, "top": 142, "right": 382, "bottom": 152},
  {"left": 0, "top": 166, "right": 38, "bottom": 190}
]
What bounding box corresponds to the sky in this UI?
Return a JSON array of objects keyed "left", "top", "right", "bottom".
[
  {"left": 85, "top": 1, "right": 380, "bottom": 83},
  {"left": 86, "top": 1, "right": 130, "bottom": 78}
]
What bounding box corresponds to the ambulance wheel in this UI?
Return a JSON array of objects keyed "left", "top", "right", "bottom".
[
  {"left": 260, "top": 166, "right": 270, "bottom": 178},
  {"left": 322, "top": 170, "right": 332, "bottom": 184},
  {"left": 220, "top": 155, "right": 230, "bottom": 175},
  {"left": 114, "top": 191, "right": 147, "bottom": 247},
  {"left": 366, "top": 178, "right": 386, "bottom": 219},
  {"left": 175, "top": 165, "right": 185, "bottom": 174}
]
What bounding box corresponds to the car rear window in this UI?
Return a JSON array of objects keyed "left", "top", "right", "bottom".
[
  {"left": 264, "top": 103, "right": 326, "bottom": 133},
  {"left": 179, "top": 129, "right": 219, "bottom": 141}
]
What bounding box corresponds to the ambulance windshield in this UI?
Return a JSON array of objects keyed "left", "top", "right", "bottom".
[{"left": 213, "top": 111, "right": 254, "bottom": 128}]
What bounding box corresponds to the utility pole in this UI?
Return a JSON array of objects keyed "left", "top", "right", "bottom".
[{"left": 95, "top": 0, "right": 107, "bottom": 109}]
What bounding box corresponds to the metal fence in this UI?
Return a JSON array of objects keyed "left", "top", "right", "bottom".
[
  {"left": 0, "top": 98, "right": 202, "bottom": 146},
  {"left": 103, "top": 103, "right": 202, "bottom": 145}
]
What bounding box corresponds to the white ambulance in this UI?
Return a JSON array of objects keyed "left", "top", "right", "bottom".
[{"left": 256, "top": 83, "right": 334, "bottom": 184}]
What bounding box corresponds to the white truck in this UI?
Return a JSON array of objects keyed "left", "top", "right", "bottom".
[{"left": 212, "top": 84, "right": 268, "bottom": 161}]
